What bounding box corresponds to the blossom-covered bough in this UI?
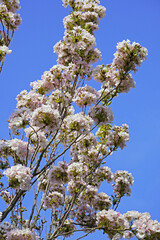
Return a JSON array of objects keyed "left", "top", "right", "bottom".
[
  {"left": 0, "top": 0, "right": 21, "bottom": 73},
  {"left": 0, "top": 0, "right": 159, "bottom": 239}
]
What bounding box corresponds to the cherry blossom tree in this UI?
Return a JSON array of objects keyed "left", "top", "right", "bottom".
[{"left": 0, "top": 0, "right": 160, "bottom": 240}]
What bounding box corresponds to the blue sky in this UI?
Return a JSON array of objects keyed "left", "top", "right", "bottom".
[{"left": 0, "top": 0, "right": 160, "bottom": 239}]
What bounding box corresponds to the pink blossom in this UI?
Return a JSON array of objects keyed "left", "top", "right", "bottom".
[
  {"left": 113, "top": 39, "right": 148, "bottom": 72},
  {"left": 49, "top": 161, "right": 68, "bottom": 185},
  {"left": 131, "top": 212, "right": 160, "bottom": 239},
  {"left": 96, "top": 123, "right": 129, "bottom": 150},
  {"left": 25, "top": 127, "right": 48, "bottom": 149},
  {"left": 113, "top": 170, "right": 134, "bottom": 197},
  {"left": 88, "top": 105, "right": 114, "bottom": 125},
  {"left": 73, "top": 204, "right": 96, "bottom": 228},
  {"left": 6, "top": 228, "right": 40, "bottom": 240},
  {"left": 79, "top": 185, "right": 98, "bottom": 205},
  {"left": 58, "top": 113, "right": 93, "bottom": 143},
  {"left": 73, "top": 85, "right": 99, "bottom": 107},
  {"left": 67, "top": 162, "right": 88, "bottom": 180},
  {"left": 8, "top": 107, "right": 31, "bottom": 134},
  {"left": 95, "top": 166, "right": 113, "bottom": 183},
  {"left": 93, "top": 192, "right": 112, "bottom": 211},
  {"left": 43, "top": 191, "right": 63, "bottom": 209},
  {"left": 0, "top": 0, "right": 20, "bottom": 13},
  {"left": 0, "top": 45, "right": 12, "bottom": 61},
  {"left": 97, "top": 209, "right": 129, "bottom": 238},
  {"left": 3, "top": 164, "right": 32, "bottom": 190},
  {"left": 30, "top": 104, "right": 60, "bottom": 131},
  {"left": 70, "top": 133, "right": 97, "bottom": 158},
  {"left": 0, "top": 222, "right": 12, "bottom": 239},
  {"left": 0, "top": 139, "right": 34, "bottom": 162},
  {"left": 16, "top": 90, "right": 44, "bottom": 111},
  {"left": 67, "top": 179, "right": 86, "bottom": 195}
]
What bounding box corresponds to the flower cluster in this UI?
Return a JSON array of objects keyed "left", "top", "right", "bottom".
[
  {"left": 73, "top": 85, "right": 99, "bottom": 107},
  {"left": 113, "top": 170, "right": 134, "bottom": 197},
  {"left": 46, "top": 90, "right": 71, "bottom": 110},
  {"left": 123, "top": 211, "right": 160, "bottom": 239},
  {"left": 3, "top": 164, "right": 32, "bottom": 190},
  {"left": 54, "top": 0, "right": 105, "bottom": 79},
  {"left": 8, "top": 107, "right": 30, "bottom": 135},
  {"left": 95, "top": 166, "right": 113, "bottom": 184},
  {"left": 62, "top": 0, "right": 106, "bottom": 20},
  {"left": 30, "top": 64, "right": 76, "bottom": 94},
  {"left": 113, "top": 39, "right": 148, "bottom": 73},
  {"left": 88, "top": 105, "right": 114, "bottom": 125},
  {"left": 93, "top": 40, "right": 148, "bottom": 96},
  {"left": 49, "top": 161, "right": 68, "bottom": 185},
  {"left": 16, "top": 90, "right": 44, "bottom": 111},
  {"left": 96, "top": 123, "right": 129, "bottom": 150},
  {"left": 0, "top": 190, "right": 11, "bottom": 204},
  {"left": 0, "top": 45, "right": 12, "bottom": 61},
  {"left": 96, "top": 209, "right": 129, "bottom": 239},
  {"left": 132, "top": 213, "right": 160, "bottom": 239},
  {"left": 67, "top": 162, "right": 88, "bottom": 181},
  {"left": 59, "top": 219, "right": 76, "bottom": 237},
  {"left": 78, "top": 185, "right": 98, "bottom": 205},
  {"left": 25, "top": 126, "right": 48, "bottom": 149},
  {"left": 30, "top": 105, "right": 60, "bottom": 132},
  {"left": 71, "top": 203, "right": 97, "bottom": 228},
  {"left": 0, "top": 0, "right": 21, "bottom": 63},
  {"left": 0, "top": 222, "right": 12, "bottom": 240},
  {"left": 6, "top": 228, "right": 41, "bottom": 240},
  {"left": 54, "top": 26, "right": 101, "bottom": 69},
  {"left": 70, "top": 133, "right": 97, "bottom": 160},
  {"left": 58, "top": 113, "right": 93, "bottom": 143},
  {"left": 93, "top": 192, "right": 112, "bottom": 211},
  {"left": 43, "top": 191, "right": 63, "bottom": 209},
  {"left": 0, "top": 139, "right": 34, "bottom": 163}
]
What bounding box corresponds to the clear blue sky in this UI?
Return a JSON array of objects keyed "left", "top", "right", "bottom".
[{"left": 0, "top": 0, "right": 160, "bottom": 239}]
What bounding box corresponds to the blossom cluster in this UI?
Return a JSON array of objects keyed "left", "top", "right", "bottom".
[
  {"left": 25, "top": 126, "right": 48, "bottom": 149},
  {"left": 59, "top": 219, "right": 76, "bottom": 238},
  {"left": 3, "top": 164, "right": 32, "bottom": 190},
  {"left": 0, "top": 0, "right": 21, "bottom": 62},
  {"left": 16, "top": 90, "right": 44, "bottom": 111},
  {"left": 95, "top": 166, "right": 113, "bottom": 184},
  {"left": 0, "top": 139, "right": 34, "bottom": 163},
  {"left": 97, "top": 209, "right": 130, "bottom": 238},
  {"left": 30, "top": 64, "right": 76, "bottom": 95},
  {"left": 0, "top": 190, "right": 11, "bottom": 204},
  {"left": 97, "top": 210, "right": 160, "bottom": 239},
  {"left": 55, "top": 0, "right": 105, "bottom": 78},
  {"left": 96, "top": 123, "right": 129, "bottom": 150},
  {"left": 58, "top": 113, "right": 93, "bottom": 143},
  {"left": 0, "top": 222, "right": 12, "bottom": 240},
  {"left": 0, "top": 222, "right": 41, "bottom": 240},
  {"left": 113, "top": 170, "right": 134, "bottom": 197},
  {"left": 93, "top": 40, "right": 148, "bottom": 96},
  {"left": 73, "top": 85, "right": 99, "bottom": 107},
  {"left": 88, "top": 105, "right": 114, "bottom": 125},
  {"left": 30, "top": 105, "right": 61, "bottom": 132},
  {"left": 113, "top": 39, "right": 148, "bottom": 73},
  {"left": 0, "top": 46, "right": 12, "bottom": 62},
  {"left": 43, "top": 191, "right": 63, "bottom": 209},
  {"left": 6, "top": 228, "right": 40, "bottom": 240},
  {"left": 130, "top": 212, "right": 160, "bottom": 239},
  {"left": 48, "top": 161, "right": 68, "bottom": 185}
]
